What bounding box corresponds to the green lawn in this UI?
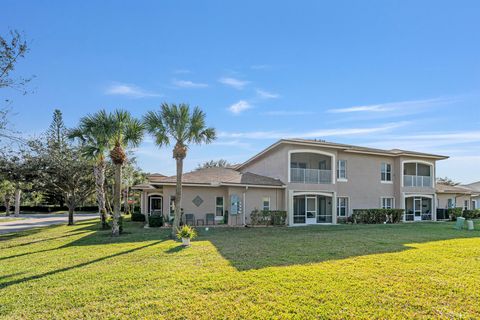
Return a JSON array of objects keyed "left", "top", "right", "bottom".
[
  {"left": 0, "top": 218, "right": 24, "bottom": 223},
  {"left": 0, "top": 220, "right": 479, "bottom": 319}
]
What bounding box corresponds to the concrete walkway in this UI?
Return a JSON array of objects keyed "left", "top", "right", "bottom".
[{"left": 0, "top": 213, "right": 99, "bottom": 235}]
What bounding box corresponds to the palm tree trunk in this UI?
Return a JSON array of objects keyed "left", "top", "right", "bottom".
[
  {"left": 172, "top": 157, "right": 183, "bottom": 238},
  {"left": 112, "top": 163, "right": 122, "bottom": 236},
  {"left": 94, "top": 160, "right": 108, "bottom": 229},
  {"left": 14, "top": 188, "right": 21, "bottom": 217}
]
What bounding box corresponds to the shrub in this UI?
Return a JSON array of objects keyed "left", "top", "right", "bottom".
[
  {"left": 270, "top": 210, "right": 287, "bottom": 225},
  {"left": 176, "top": 225, "right": 197, "bottom": 240},
  {"left": 148, "top": 214, "right": 164, "bottom": 227},
  {"left": 462, "top": 209, "right": 480, "bottom": 220},
  {"left": 107, "top": 215, "right": 124, "bottom": 233},
  {"left": 448, "top": 208, "right": 463, "bottom": 221},
  {"left": 250, "top": 210, "right": 287, "bottom": 226},
  {"left": 352, "top": 209, "right": 404, "bottom": 224},
  {"left": 131, "top": 212, "right": 146, "bottom": 222}
]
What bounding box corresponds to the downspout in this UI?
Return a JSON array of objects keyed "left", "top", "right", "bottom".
[{"left": 243, "top": 186, "right": 248, "bottom": 226}]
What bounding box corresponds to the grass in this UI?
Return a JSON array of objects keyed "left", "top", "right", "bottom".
[
  {"left": 0, "top": 218, "right": 24, "bottom": 223},
  {"left": 0, "top": 219, "right": 479, "bottom": 319}
]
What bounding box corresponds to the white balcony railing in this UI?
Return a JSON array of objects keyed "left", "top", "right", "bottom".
[
  {"left": 290, "top": 168, "right": 332, "bottom": 184},
  {"left": 404, "top": 175, "right": 432, "bottom": 188}
]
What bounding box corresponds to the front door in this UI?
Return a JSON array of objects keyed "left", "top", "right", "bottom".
[
  {"left": 306, "top": 196, "right": 317, "bottom": 224},
  {"left": 149, "top": 196, "right": 163, "bottom": 214},
  {"left": 414, "top": 198, "right": 422, "bottom": 221}
]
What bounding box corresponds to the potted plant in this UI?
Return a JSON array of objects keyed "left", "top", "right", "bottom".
[{"left": 176, "top": 225, "right": 197, "bottom": 246}]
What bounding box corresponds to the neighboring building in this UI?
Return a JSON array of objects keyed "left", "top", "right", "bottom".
[
  {"left": 435, "top": 183, "right": 479, "bottom": 219},
  {"left": 135, "top": 139, "right": 449, "bottom": 226},
  {"left": 463, "top": 181, "right": 480, "bottom": 210}
]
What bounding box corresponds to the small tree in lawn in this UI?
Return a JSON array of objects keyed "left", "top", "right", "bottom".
[
  {"left": 0, "top": 180, "right": 15, "bottom": 216},
  {"left": 104, "top": 110, "right": 144, "bottom": 237},
  {"left": 143, "top": 103, "right": 216, "bottom": 237}
]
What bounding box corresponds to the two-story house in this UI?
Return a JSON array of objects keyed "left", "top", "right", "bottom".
[{"left": 135, "top": 139, "right": 448, "bottom": 226}]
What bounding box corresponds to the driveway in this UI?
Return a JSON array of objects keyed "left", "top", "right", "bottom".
[{"left": 0, "top": 213, "right": 99, "bottom": 235}]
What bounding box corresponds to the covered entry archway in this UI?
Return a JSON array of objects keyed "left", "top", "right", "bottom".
[{"left": 148, "top": 194, "right": 163, "bottom": 215}]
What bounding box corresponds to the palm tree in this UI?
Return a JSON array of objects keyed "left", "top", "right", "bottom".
[
  {"left": 105, "top": 110, "right": 144, "bottom": 237},
  {"left": 69, "top": 110, "right": 111, "bottom": 229},
  {"left": 143, "top": 103, "right": 216, "bottom": 237}
]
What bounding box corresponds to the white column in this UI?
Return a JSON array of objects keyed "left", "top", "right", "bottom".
[
  {"left": 433, "top": 194, "right": 437, "bottom": 221},
  {"left": 288, "top": 190, "right": 294, "bottom": 226},
  {"left": 332, "top": 192, "right": 337, "bottom": 225}
]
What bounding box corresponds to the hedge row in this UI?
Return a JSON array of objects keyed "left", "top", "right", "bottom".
[
  {"left": 250, "top": 210, "right": 287, "bottom": 226},
  {"left": 352, "top": 209, "right": 404, "bottom": 224},
  {"left": 462, "top": 209, "right": 480, "bottom": 219}
]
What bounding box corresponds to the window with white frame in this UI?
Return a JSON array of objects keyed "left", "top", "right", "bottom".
[
  {"left": 473, "top": 200, "right": 477, "bottom": 210},
  {"left": 381, "top": 197, "right": 394, "bottom": 209},
  {"left": 337, "top": 197, "right": 348, "bottom": 217},
  {"left": 215, "top": 197, "right": 224, "bottom": 217},
  {"left": 447, "top": 198, "right": 455, "bottom": 209},
  {"left": 381, "top": 163, "right": 392, "bottom": 182},
  {"left": 337, "top": 160, "right": 347, "bottom": 180},
  {"left": 464, "top": 200, "right": 469, "bottom": 210},
  {"left": 262, "top": 197, "right": 271, "bottom": 211}
]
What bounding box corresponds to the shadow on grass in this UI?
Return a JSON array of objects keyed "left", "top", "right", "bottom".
[
  {"left": 0, "top": 240, "right": 163, "bottom": 290},
  {"left": 165, "top": 245, "right": 187, "bottom": 254},
  {"left": 201, "top": 222, "right": 480, "bottom": 271},
  {"left": 1, "top": 230, "right": 91, "bottom": 249}
]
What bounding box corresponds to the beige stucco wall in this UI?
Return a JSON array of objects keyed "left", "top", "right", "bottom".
[
  {"left": 241, "top": 142, "right": 441, "bottom": 223},
  {"left": 437, "top": 193, "right": 473, "bottom": 210},
  {"left": 141, "top": 185, "right": 285, "bottom": 226}
]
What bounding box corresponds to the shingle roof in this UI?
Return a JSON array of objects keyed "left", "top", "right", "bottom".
[
  {"left": 436, "top": 183, "right": 475, "bottom": 194},
  {"left": 147, "top": 167, "right": 284, "bottom": 187}
]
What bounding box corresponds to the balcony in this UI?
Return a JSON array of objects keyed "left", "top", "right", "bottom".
[
  {"left": 404, "top": 175, "right": 432, "bottom": 188},
  {"left": 291, "top": 168, "right": 332, "bottom": 184}
]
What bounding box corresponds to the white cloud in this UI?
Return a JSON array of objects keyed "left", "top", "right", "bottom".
[
  {"left": 219, "top": 77, "right": 249, "bottom": 90},
  {"left": 228, "top": 100, "right": 252, "bottom": 114},
  {"left": 172, "top": 79, "right": 208, "bottom": 88},
  {"left": 105, "top": 83, "right": 160, "bottom": 98},
  {"left": 256, "top": 89, "right": 280, "bottom": 99},
  {"left": 219, "top": 122, "right": 407, "bottom": 139},
  {"left": 262, "top": 110, "right": 314, "bottom": 116},
  {"left": 366, "top": 130, "right": 480, "bottom": 151},
  {"left": 327, "top": 98, "right": 454, "bottom": 114}
]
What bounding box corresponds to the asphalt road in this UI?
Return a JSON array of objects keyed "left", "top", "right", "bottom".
[{"left": 0, "top": 213, "right": 99, "bottom": 235}]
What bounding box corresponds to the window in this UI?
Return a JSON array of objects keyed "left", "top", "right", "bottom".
[
  {"left": 381, "top": 197, "right": 394, "bottom": 209},
  {"left": 169, "top": 196, "right": 175, "bottom": 218},
  {"left": 464, "top": 200, "right": 469, "bottom": 210},
  {"left": 473, "top": 200, "right": 477, "bottom": 210},
  {"left": 337, "top": 197, "right": 348, "bottom": 217},
  {"left": 381, "top": 163, "right": 392, "bottom": 182},
  {"left": 262, "top": 197, "right": 271, "bottom": 211},
  {"left": 291, "top": 162, "right": 307, "bottom": 169},
  {"left": 447, "top": 198, "right": 455, "bottom": 209},
  {"left": 337, "top": 160, "right": 347, "bottom": 180},
  {"left": 215, "top": 197, "right": 224, "bottom": 217}
]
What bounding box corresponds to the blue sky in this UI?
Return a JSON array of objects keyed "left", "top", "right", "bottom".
[{"left": 2, "top": 1, "right": 480, "bottom": 182}]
